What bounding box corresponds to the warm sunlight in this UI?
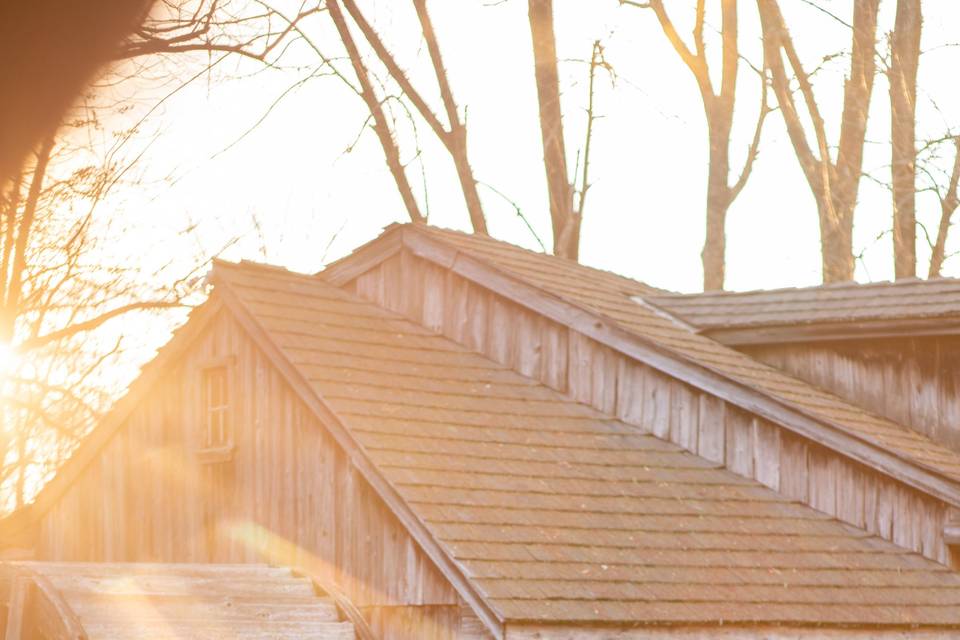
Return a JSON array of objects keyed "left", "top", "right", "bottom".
[
  {"left": 0, "top": 342, "right": 17, "bottom": 377},
  {"left": 4, "top": 2, "right": 960, "bottom": 638}
]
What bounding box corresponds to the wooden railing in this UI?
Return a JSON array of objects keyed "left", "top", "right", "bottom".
[
  {"left": 1, "top": 564, "right": 86, "bottom": 640},
  {"left": 292, "top": 566, "right": 378, "bottom": 640}
]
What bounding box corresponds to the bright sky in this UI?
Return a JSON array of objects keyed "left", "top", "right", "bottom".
[{"left": 97, "top": 0, "right": 960, "bottom": 296}]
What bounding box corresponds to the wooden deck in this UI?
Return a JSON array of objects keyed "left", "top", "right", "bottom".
[{"left": 0, "top": 562, "right": 357, "bottom": 639}]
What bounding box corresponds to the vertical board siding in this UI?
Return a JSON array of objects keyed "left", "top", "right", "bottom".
[
  {"left": 346, "top": 249, "right": 955, "bottom": 567},
  {"left": 35, "top": 309, "right": 461, "bottom": 618},
  {"left": 363, "top": 604, "right": 493, "bottom": 640},
  {"left": 744, "top": 338, "right": 960, "bottom": 453}
]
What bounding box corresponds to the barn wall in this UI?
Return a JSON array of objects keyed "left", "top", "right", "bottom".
[
  {"left": 35, "top": 309, "right": 482, "bottom": 638},
  {"left": 344, "top": 249, "right": 955, "bottom": 567},
  {"left": 741, "top": 337, "right": 960, "bottom": 453}
]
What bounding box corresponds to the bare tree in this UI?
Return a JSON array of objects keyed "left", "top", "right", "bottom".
[
  {"left": 327, "top": 0, "right": 609, "bottom": 256},
  {"left": 628, "top": 0, "right": 768, "bottom": 290},
  {"left": 326, "top": 0, "right": 426, "bottom": 226},
  {"left": 528, "top": 0, "right": 581, "bottom": 260},
  {"left": 888, "top": 0, "right": 922, "bottom": 279},
  {"left": 151, "top": 1, "right": 616, "bottom": 259},
  {"left": 758, "top": 0, "right": 880, "bottom": 283},
  {"left": 328, "top": 0, "right": 488, "bottom": 233},
  {"left": 0, "top": 127, "right": 201, "bottom": 510}
]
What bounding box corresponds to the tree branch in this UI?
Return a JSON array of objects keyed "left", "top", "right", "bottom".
[
  {"left": 17, "top": 300, "right": 183, "bottom": 353},
  {"left": 929, "top": 137, "right": 960, "bottom": 278},
  {"left": 327, "top": 0, "right": 425, "bottom": 224},
  {"left": 2, "top": 138, "right": 54, "bottom": 343},
  {"left": 339, "top": 0, "right": 448, "bottom": 143},
  {"left": 730, "top": 66, "right": 771, "bottom": 200},
  {"left": 411, "top": 0, "right": 487, "bottom": 234},
  {"left": 642, "top": 0, "right": 711, "bottom": 96}
]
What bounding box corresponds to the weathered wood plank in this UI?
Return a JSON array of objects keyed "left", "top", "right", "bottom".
[
  {"left": 745, "top": 337, "right": 960, "bottom": 454},
  {"left": 697, "top": 394, "right": 726, "bottom": 464},
  {"left": 753, "top": 419, "right": 781, "bottom": 492},
  {"left": 724, "top": 408, "right": 754, "bottom": 478}
]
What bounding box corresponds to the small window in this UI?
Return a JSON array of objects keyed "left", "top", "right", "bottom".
[{"left": 200, "top": 365, "right": 231, "bottom": 451}]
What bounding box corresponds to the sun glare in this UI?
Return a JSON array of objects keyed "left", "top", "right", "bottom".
[{"left": 0, "top": 342, "right": 18, "bottom": 376}]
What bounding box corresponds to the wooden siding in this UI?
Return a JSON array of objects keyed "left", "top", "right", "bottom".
[
  {"left": 33, "top": 309, "right": 481, "bottom": 637},
  {"left": 345, "top": 249, "right": 957, "bottom": 567},
  {"left": 743, "top": 337, "right": 960, "bottom": 453},
  {"left": 363, "top": 603, "right": 490, "bottom": 640}
]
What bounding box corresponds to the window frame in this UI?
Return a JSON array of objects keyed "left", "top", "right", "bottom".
[{"left": 196, "top": 355, "right": 236, "bottom": 463}]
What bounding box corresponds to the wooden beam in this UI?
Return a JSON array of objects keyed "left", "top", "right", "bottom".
[
  {"left": 1, "top": 567, "right": 87, "bottom": 640},
  {"left": 211, "top": 274, "right": 505, "bottom": 640},
  {"left": 3, "top": 577, "right": 28, "bottom": 640},
  {"left": 705, "top": 317, "right": 960, "bottom": 346},
  {"left": 29, "top": 571, "right": 87, "bottom": 639}
]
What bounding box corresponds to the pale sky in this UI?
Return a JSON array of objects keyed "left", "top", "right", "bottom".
[{"left": 93, "top": 0, "right": 960, "bottom": 296}]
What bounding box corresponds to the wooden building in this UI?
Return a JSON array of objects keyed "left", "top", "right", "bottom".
[
  {"left": 6, "top": 223, "right": 960, "bottom": 638},
  {"left": 651, "top": 280, "right": 960, "bottom": 452}
]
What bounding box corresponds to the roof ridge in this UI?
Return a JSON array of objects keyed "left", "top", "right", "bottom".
[{"left": 411, "top": 223, "right": 663, "bottom": 294}]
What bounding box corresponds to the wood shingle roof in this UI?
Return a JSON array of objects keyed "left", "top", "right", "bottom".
[
  {"left": 394, "top": 226, "right": 960, "bottom": 501},
  {"left": 650, "top": 277, "right": 960, "bottom": 334},
  {"left": 212, "top": 259, "right": 960, "bottom": 629}
]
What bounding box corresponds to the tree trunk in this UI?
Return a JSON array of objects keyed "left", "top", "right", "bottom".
[
  {"left": 757, "top": 0, "right": 878, "bottom": 285},
  {"left": 889, "top": 0, "right": 921, "bottom": 279},
  {"left": 528, "top": 0, "right": 578, "bottom": 260},
  {"left": 448, "top": 124, "right": 488, "bottom": 235},
  {"left": 818, "top": 197, "right": 856, "bottom": 282},
  {"left": 703, "top": 120, "right": 733, "bottom": 291}
]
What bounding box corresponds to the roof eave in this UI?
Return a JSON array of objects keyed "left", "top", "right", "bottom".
[{"left": 704, "top": 316, "right": 960, "bottom": 346}]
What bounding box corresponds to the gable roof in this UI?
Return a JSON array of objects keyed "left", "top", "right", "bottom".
[
  {"left": 210, "top": 259, "right": 960, "bottom": 632},
  {"left": 648, "top": 278, "right": 960, "bottom": 345},
  {"left": 322, "top": 224, "right": 960, "bottom": 510}
]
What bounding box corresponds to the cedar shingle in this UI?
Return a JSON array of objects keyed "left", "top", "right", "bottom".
[
  {"left": 650, "top": 278, "right": 960, "bottom": 329},
  {"left": 214, "top": 259, "right": 960, "bottom": 628}
]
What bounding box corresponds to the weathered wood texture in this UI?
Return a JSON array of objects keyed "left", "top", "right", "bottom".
[
  {"left": 4, "top": 561, "right": 354, "bottom": 640},
  {"left": 34, "top": 310, "right": 461, "bottom": 617},
  {"left": 743, "top": 337, "right": 960, "bottom": 453},
  {"left": 362, "top": 603, "right": 491, "bottom": 640},
  {"left": 345, "top": 250, "right": 955, "bottom": 566}
]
